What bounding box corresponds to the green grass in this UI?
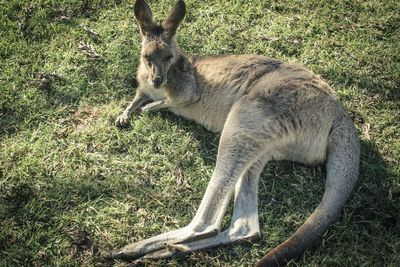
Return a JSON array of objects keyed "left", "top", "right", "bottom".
[{"left": 1, "top": 0, "right": 399, "bottom": 266}]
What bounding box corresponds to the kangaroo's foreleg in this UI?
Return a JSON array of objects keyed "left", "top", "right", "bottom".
[
  {"left": 140, "top": 99, "right": 171, "bottom": 112},
  {"left": 141, "top": 97, "right": 195, "bottom": 112},
  {"left": 115, "top": 92, "right": 150, "bottom": 127},
  {"left": 143, "top": 159, "right": 266, "bottom": 260},
  {"left": 141, "top": 86, "right": 200, "bottom": 112}
]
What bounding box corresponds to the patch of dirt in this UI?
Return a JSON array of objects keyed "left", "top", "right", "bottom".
[
  {"left": 65, "top": 224, "right": 95, "bottom": 264},
  {"left": 71, "top": 105, "right": 100, "bottom": 130}
]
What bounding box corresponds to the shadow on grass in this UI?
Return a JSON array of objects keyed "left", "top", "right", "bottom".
[
  {"left": 353, "top": 139, "right": 399, "bottom": 228},
  {"left": 0, "top": 67, "right": 138, "bottom": 139}
]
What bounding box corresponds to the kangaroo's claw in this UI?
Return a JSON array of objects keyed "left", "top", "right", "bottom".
[{"left": 115, "top": 113, "right": 130, "bottom": 127}]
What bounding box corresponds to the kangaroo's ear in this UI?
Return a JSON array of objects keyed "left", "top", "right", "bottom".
[
  {"left": 162, "top": 0, "right": 186, "bottom": 37},
  {"left": 134, "top": 0, "right": 155, "bottom": 35}
]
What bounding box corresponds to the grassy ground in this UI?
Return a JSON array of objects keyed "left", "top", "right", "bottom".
[{"left": 1, "top": 0, "right": 399, "bottom": 266}]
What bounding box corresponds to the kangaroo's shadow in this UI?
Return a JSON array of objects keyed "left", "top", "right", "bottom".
[{"left": 352, "top": 139, "right": 399, "bottom": 227}]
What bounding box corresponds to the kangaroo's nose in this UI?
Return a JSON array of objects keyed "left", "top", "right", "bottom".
[{"left": 153, "top": 76, "right": 163, "bottom": 88}]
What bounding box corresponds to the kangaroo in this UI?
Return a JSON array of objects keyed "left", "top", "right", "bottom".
[{"left": 107, "top": 0, "right": 360, "bottom": 266}]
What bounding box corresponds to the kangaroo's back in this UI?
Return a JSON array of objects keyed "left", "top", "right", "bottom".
[{"left": 169, "top": 54, "right": 341, "bottom": 140}]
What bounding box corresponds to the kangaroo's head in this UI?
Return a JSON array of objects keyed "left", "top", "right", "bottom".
[{"left": 134, "top": 0, "right": 186, "bottom": 88}]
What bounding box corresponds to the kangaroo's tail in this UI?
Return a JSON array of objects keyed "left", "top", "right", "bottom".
[{"left": 256, "top": 117, "right": 360, "bottom": 267}]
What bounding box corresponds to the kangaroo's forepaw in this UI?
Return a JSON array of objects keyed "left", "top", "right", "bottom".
[{"left": 115, "top": 113, "right": 130, "bottom": 127}]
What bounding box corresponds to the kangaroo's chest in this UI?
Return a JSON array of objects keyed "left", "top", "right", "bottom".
[
  {"left": 169, "top": 87, "right": 242, "bottom": 132},
  {"left": 169, "top": 104, "right": 228, "bottom": 132},
  {"left": 141, "top": 84, "right": 168, "bottom": 101}
]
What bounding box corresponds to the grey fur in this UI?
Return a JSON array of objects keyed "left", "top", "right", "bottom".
[{"left": 110, "top": 1, "right": 360, "bottom": 266}]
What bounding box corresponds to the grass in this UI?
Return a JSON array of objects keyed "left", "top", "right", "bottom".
[{"left": 0, "top": 0, "right": 399, "bottom": 266}]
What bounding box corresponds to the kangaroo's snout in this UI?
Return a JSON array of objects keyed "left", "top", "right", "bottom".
[
  {"left": 152, "top": 76, "right": 164, "bottom": 88},
  {"left": 147, "top": 63, "right": 167, "bottom": 88}
]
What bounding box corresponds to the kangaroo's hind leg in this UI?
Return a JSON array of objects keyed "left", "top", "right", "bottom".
[
  {"left": 143, "top": 158, "right": 266, "bottom": 260},
  {"left": 179, "top": 99, "right": 282, "bottom": 240}
]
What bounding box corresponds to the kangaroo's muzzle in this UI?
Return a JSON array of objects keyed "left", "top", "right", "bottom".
[
  {"left": 149, "top": 67, "right": 167, "bottom": 88},
  {"left": 152, "top": 76, "right": 164, "bottom": 88}
]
